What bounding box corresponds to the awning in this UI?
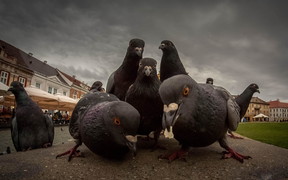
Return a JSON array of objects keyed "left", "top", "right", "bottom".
[
  {"left": 253, "top": 113, "right": 269, "bottom": 118},
  {"left": 1, "top": 86, "right": 78, "bottom": 111}
]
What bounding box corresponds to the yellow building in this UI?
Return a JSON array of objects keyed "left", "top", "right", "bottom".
[{"left": 244, "top": 97, "right": 269, "bottom": 121}]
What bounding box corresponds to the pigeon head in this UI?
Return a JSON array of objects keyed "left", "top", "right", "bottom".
[
  {"left": 206, "top": 78, "right": 214, "bottom": 85},
  {"left": 159, "top": 40, "right": 176, "bottom": 52},
  {"left": 159, "top": 75, "right": 197, "bottom": 130},
  {"left": 138, "top": 58, "right": 157, "bottom": 77},
  {"left": 128, "top": 38, "right": 145, "bottom": 57},
  {"left": 8, "top": 81, "right": 25, "bottom": 95},
  {"left": 104, "top": 101, "right": 140, "bottom": 156},
  {"left": 248, "top": 83, "right": 260, "bottom": 93},
  {"left": 90, "top": 81, "right": 103, "bottom": 91}
]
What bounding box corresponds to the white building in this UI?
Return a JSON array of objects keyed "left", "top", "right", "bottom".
[
  {"left": 269, "top": 99, "right": 288, "bottom": 122},
  {"left": 19, "top": 51, "right": 71, "bottom": 96}
]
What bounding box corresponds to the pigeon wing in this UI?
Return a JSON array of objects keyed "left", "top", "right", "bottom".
[
  {"left": 214, "top": 85, "right": 240, "bottom": 131},
  {"left": 11, "top": 117, "right": 20, "bottom": 151}
]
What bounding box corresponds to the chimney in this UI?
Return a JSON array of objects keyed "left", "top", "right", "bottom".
[
  {"left": 72, "top": 75, "right": 76, "bottom": 79},
  {"left": 28, "top": 52, "right": 33, "bottom": 56},
  {"left": 44, "top": 60, "right": 47, "bottom": 64}
]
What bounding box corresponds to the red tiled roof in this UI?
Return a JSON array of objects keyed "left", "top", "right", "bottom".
[
  {"left": 0, "top": 40, "right": 29, "bottom": 68},
  {"left": 269, "top": 100, "right": 288, "bottom": 108},
  {"left": 1, "top": 40, "right": 69, "bottom": 86},
  {"left": 58, "top": 69, "right": 82, "bottom": 87}
]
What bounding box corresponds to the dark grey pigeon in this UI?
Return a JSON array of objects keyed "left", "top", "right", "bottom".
[
  {"left": 159, "top": 40, "right": 188, "bottom": 82},
  {"left": 106, "top": 38, "right": 145, "bottom": 100},
  {"left": 56, "top": 91, "right": 140, "bottom": 160},
  {"left": 159, "top": 75, "right": 251, "bottom": 163},
  {"left": 228, "top": 83, "right": 260, "bottom": 139},
  {"left": 125, "top": 58, "right": 163, "bottom": 148},
  {"left": 8, "top": 81, "right": 54, "bottom": 151},
  {"left": 236, "top": 83, "right": 260, "bottom": 119},
  {"left": 89, "top": 81, "right": 105, "bottom": 93},
  {"left": 68, "top": 85, "right": 119, "bottom": 144}
]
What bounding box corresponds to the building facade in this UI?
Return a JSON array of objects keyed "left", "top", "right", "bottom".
[
  {"left": 1, "top": 39, "right": 89, "bottom": 100},
  {"left": 18, "top": 50, "right": 71, "bottom": 97},
  {"left": 269, "top": 99, "right": 288, "bottom": 122},
  {"left": 244, "top": 97, "right": 270, "bottom": 121},
  {"left": 0, "top": 40, "right": 34, "bottom": 87},
  {"left": 58, "top": 70, "right": 89, "bottom": 99}
]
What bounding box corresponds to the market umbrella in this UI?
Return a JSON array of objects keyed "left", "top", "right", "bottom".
[
  {"left": 55, "top": 93, "right": 78, "bottom": 111},
  {"left": 2, "top": 86, "right": 59, "bottom": 109},
  {"left": 253, "top": 113, "right": 268, "bottom": 118},
  {"left": 0, "top": 82, "right": 11, "bottom": 96}
]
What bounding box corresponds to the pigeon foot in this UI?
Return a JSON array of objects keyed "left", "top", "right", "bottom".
[
  {"left": 56, "top": 144, "right": 83, "bottom": 161},
  {"left": 227, "top": 132, "right": 244, "bottom": 139},
  {"left": 158, "top": 148, "right": 188, "bottom": 163},
  {"left": 42, "top": 143, "right": 52, "bottom": 148},
  {"left": 222, "top": 147, "right": 251, "bottom": 163}
]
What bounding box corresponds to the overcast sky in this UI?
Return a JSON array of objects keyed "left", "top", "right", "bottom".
[{"left": 1, "top": 0, "right": 287, "bottom": 102}]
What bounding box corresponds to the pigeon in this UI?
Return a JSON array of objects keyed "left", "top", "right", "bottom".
[
  {"left": 56, "top": 91, "right": 140, "bottom": 160},
  {"left": 67, "top": 81, "right": 118, "bottom": 141},
  {"left": 89, "top": 81, "right": 105, "bottom": 92},
  {"left": 8, "top": 81, "right": 54, "bottom": 151},
  {"left": 159, "top": 75, "right": 251, "bottom": 163},
  {"left": 106, "top": 38, "right": 145, "bottom": 100},
  {"left": 125, "top": 58, "right": 163, "bottom": 148},
  {"left": 0, "top": 147, "right": 11, "bottom": 155},
  {"left": 159, "top": 40, "right": 188, "bottom": 82},
  {"left": 235, "top": 83, "right": 260, "bottom": 119},
  {"left": 227, "top": 83, "right": 260, "bottom": 139}
]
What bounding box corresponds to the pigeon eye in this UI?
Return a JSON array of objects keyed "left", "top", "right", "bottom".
[
  {"left": 113, "top": 118, "right": 121, "bottom": 125},
  {"left": 182, "top": 87, "right": 190, "bottom": 96}
]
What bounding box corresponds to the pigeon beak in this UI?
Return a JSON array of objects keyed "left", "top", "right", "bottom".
[
  {"left": 135, "top": 47, "right": 143, "bottom": 57},
  {"left": 125, "top": 135, "right": 137, "bottom": 157},
  {"left": 159, "top": 43, "right": 165, "bottom": 49},
  {"left": 162, "top": 103, "right": 179, "bottom": 129},
  {"left": 144, "top": 66, "right": 152, "bottom": 76}
]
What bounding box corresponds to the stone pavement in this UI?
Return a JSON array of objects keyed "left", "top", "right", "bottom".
[{"left": 0, "top": 126, "right": 288, "bottom": 180}]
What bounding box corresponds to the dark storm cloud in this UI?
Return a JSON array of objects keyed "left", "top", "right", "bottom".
[{"left": 1, "top": 0, "right": 288, "bottom": 101}]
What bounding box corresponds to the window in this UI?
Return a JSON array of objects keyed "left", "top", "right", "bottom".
[
  {"left": 73, "top": 91, "right": 77, "bottom": 99},
  {"left": 18, "top": 77, "right": 26, "bottom": 86},
  {"left": 0, "top": 71, "right": 9, "bottom": 85},
  {"left": 36, "top": 82, "right": 41, "bottom": 89},
  {"left": 48, "top": 87, "right": 53, "bottom": 94},
  {"left": 53, "top": 88, "right": 57, "bottom": 95},
  {"left": 63, "top": 91, "right": 67, "bottom": 96},
  {"left": 48, "top": 86, "right": 58, "bottom": 94}
]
